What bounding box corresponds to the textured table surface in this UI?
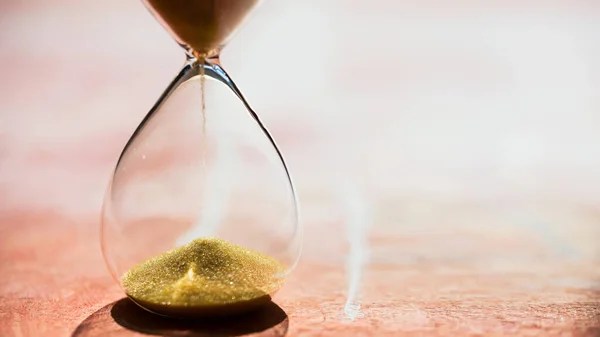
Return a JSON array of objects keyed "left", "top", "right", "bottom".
[{"left": 1, "top": 0, "right": 600, "bottom": 336}]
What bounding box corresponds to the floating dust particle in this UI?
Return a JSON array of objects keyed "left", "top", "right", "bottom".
[
  {"left": 143, "top": 0, "right": 259, "bottom": 56},
  {"left": 122, "top": 237, "right": 286, "bottom": 318}
]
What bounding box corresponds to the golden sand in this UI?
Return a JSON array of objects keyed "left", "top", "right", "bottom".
[
  {"left": 143, "top": 0, "right": 259, "bottom": 58},
  {"left": 123, "top": 237, "right": 285, "bottom": 317}
]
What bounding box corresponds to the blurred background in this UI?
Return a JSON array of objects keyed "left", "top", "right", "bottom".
[{"left": 1, "top": 0, "right": 599, "bottom": 335}]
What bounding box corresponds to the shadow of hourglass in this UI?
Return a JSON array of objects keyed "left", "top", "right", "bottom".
[{"left": 72, "top": 298, "right": 289, "bottom": 337}]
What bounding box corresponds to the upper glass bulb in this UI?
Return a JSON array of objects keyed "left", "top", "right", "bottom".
[{"left": 141, "top": 0, "right": 261, "bottom": 58}]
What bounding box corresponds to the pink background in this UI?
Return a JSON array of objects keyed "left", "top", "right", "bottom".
[{"left": 1, "top": 0, "right": 599, "bottom": 336}]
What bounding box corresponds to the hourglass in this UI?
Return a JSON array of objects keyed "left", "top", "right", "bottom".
[{"left": 101, "top": 0, "right": 301, "bottom": 318}]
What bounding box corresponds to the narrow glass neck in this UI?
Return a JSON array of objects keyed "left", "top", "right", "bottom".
[{"left": 184, "top": 47, "right": 221, "bottom": 65}]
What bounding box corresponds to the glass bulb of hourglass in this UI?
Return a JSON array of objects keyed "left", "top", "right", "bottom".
[
  {"left": 101, "top": 60, "right": 301, "bottom": 317},
  {"left": 141, "top": 0, "right": 261, "bottom": 58}
]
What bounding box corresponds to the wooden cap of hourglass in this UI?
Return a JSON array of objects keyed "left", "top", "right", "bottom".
[{"left": 142, "top": 0, "right": 260, "bottom": 59}]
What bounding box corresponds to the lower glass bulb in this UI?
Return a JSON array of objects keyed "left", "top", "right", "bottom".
[{"left": 101, "top": 59, "right": 301, "bottom": 318}]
